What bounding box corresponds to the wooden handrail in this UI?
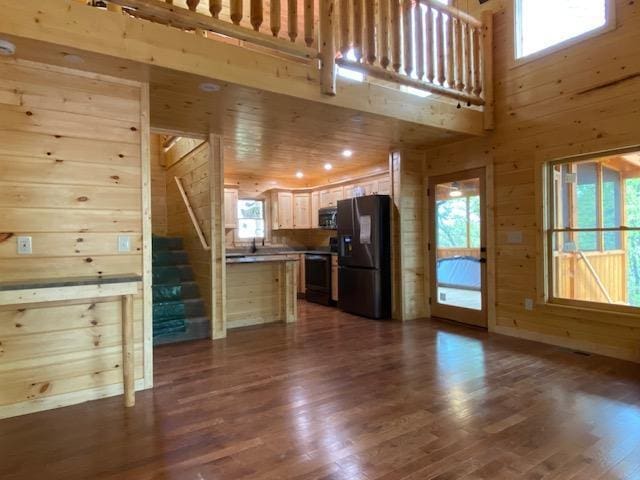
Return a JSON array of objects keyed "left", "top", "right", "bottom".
[{"left": 174, "top": 176, "right": 211, "bottom": 251}]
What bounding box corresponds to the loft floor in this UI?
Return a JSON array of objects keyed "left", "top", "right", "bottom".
[{"left": 1, "top": 301, "right": 640, "bottom": 479}]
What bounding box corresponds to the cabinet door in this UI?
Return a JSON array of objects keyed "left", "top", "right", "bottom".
[
  {"left": 329, "top": 187, "right": 344, "bottom": 206},
  {"left": 319, "top": 189, "right": 331, "bottom": 208},
  {"left": 377, "top": 178, "right": 391, "bottom": 195},
  {"left": 331, "top": 255, "right": 338, "bottom": 301},
  {"left": 311, "top": 191, "right": 320, "bottom": 228},
  {"left": 293, "top": 193, "right": 311, "bottom": 229},
  {"left": 342, "top": 184, "right": 354, "bottom": 199},
  {"left": 276, "top": 191, "right": 294, "bottom": 229},
  {"left": 224, "top": 188, "right": 238, "bottom": 229}
]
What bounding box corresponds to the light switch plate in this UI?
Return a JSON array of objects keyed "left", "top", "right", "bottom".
[
  {"left": 507, "top": 231, "right": 523, "bottom": 244},
  {"left": 118, "top": 235, "right": 131, "bottom": 253},
  {"left": 524, "top": 298, "right": 534, "bottom": 311},
  {"left": 17, "top": 236, "right": 32, "bottom": 254}
]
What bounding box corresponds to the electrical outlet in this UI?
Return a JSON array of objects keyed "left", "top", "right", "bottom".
[
  {"left": 524, "top": 298, "right": 534, "bottom": 311},
  {"left": 17, "top": 236, "right": 32, "bottom": 255},
  {"left": 507, "top": 231, "right": 523, "bottom": 244},
  {"left": 118, "top": 235, "right": 131, "bottom": 253}
]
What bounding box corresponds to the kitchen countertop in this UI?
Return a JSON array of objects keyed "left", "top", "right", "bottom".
[
  {"left": 226, "top": 254, "right": 300, "bottom": 264},
  {"left": 226, "top": 249, "right": 336, "bottom": 259}
]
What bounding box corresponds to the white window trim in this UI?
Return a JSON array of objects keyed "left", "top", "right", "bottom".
[{"left": 512, "top": 0, "right": 616, "bottom": 67}]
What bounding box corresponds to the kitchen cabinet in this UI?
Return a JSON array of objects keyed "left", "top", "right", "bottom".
[
  {"left": 329, "top": 187, "right": 344, "bottom": 206},
  {"left": 272, "top": 191, "right": 294, "bottom": 229},
  {"left": 298, "top": 254, "right": 306, "bottom": 295},
  {"left": 311, "top": 191, "right": 320, "bottom": 228},
  {"left": 377, "top": 178, "right": 391, "bottom": 195},
  {"left": 224, "top": 188, "right": 238, "bottom": 229},
  {"left": 319, "top": 189, "right": 331, "bottom": 208},
  {"left": 331, "top": 254, "right": 338, "bottom": 302},
  {"left": 293, "top": 193, "right": 311, "bottom": 229}
]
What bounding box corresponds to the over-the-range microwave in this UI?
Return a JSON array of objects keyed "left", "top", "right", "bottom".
[{"left": 318, "top": 206, "right": 337, "bottom": 229}]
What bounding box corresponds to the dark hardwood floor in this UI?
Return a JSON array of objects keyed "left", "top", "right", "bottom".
[{"left": 2, "top": 301, "right": 640, "bottom": 479}]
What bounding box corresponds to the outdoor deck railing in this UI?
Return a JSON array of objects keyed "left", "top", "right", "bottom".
[{"left": 99, "top": 0, "right": 493, "bottom": 121}]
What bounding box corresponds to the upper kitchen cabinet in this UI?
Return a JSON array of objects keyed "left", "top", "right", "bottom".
[
  {"left": 293, "top": 193, "right": 311, "bottom": 229},
  {"left": 224, "top": 187, "right": 239, "bottom": 229},
  {"left": 311, "top": 191, "right": 320, "bottom": 228},
  {"left": 272, "top": 191, "right": 294, "bottom": 230},
  {"left": 320, "top": 187, "right": 345, "bottom": 208}
]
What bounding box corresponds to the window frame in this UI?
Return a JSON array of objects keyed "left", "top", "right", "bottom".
[
  {"left": 543, "top": 149, "right": 640, "bottom": 314},
  {"left": 235, "top": 198, "right": 266, "bottom": 241},
  {"left": 436, "top": 195, "right": 481, "bottom": 249},
  {"left": 513, "top": 0, "right": 616, "bottom": 66}
]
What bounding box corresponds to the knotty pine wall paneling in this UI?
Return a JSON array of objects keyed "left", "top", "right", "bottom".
[
  {"left": 0, "top": 59, "right": 151, "bottom": 418},
  {"left": 419, "top": 0, "right": 640, "bottom": 362}
]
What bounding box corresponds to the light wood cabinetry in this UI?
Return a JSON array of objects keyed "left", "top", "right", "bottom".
[
  {"left": 377, "top": 178, "right": 391, "bottom": 195},
  {"left": 319, "top": 189, "right": 331, "bottom": 208},
  {"left": 272, "top": 191, "right": 294, "bottom": 230},
  {"left": 330, "top": 187, "right": 344, "bottom": 206},
  {"left": 311, "top": 191, "right": 320, "bottom": 228},
  {"left": 293, "top": 193, "right": 311, "bottom": 229},
  {"left": 224, "top": 188, "right": 238, "bottom": 229},
  {"left": 298, "top": 254, "right": 306, "bottom": 294},
  {"left": 331, "top": 254, "right": 338, "bottom": 302}
]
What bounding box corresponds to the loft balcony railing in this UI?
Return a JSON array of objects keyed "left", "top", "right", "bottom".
[{"left": 96, "top": 0, "right": 493, "bottom": 123}]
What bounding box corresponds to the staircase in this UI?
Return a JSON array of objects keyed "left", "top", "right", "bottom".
[{"left": 152, "top": 235, "right": 210, "bottom": 345}]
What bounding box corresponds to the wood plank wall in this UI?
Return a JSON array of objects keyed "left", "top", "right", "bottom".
[
  {"left": 165, "top": 138, "right": 213, "bottom": 321},
  {"left": 0, "top": 59, "right": 149, "bottom": 417},
  {"left": 418, "top": 0, "right": 640, "bottom": 362},
  {"left": 150, "top": 135, "right": 167, "bottom": 236}
]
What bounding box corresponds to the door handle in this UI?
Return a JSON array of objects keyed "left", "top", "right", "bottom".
[{"left": 479, "top": 258, "right": 487, "bottom": 264}]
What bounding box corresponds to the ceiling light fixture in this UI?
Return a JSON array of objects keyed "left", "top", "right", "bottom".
[
  {"left": 324, "top": 163, "right": 332, "bottom": 171},
  {"left": 63, "top": 53, "right": 84, "bottom": 64},
  {"left": 449, "top": 183, "right": 462, "bottom": 198},
  {"left": 295, "top": 171, "right": 304, "bottom": 178},
  {"left": 199, "top": 82, "right": 221, "bottom": 93},
  {"left": 0, "top": 39, "right": 16, "bottom": 56},
  {"left": 342, "top": 149, "right": 353, "bottom": 158}
]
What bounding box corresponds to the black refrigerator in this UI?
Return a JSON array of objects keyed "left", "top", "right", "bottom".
[{"left": 337, "top": 195, "right": 391, "bottom": 319}]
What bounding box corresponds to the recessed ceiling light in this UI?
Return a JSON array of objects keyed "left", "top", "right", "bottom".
[
  {"left": 63, "top": 53, "right": 84, "bottom": 64},
  {"left": 295, "top": 171, "right": 304, "bottom": 178},
  {"left": 199, "top": 82, "right": 221, "bottom": 93},
  {"left": 0, "top": 39, "right": 16, "bottom": 56},
  {"left": 342, "top": 149, "right": 353, "bottom": 158},
  {"left": 324, "top": 163, "right": 332, "bottom": 171}
]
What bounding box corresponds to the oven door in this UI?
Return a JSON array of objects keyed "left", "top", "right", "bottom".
[{"left": 305, "top": 254, "right": 331, "bottom": 293}]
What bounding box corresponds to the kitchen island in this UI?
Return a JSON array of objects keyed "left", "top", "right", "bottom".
[{"left": 226, "top": 255, "right": 298, "bottom": 329}]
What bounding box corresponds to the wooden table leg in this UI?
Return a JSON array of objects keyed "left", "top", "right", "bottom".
[{"left": 121, "top": 294, "right": 135, "bottom": 407}]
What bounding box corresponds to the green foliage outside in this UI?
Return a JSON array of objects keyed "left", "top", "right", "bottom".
[
  {"left": 436, "top": 196, "right": 480, "bottom": 249},
  {"left": 626, "top": 178, "right": 640, "bottom": 306}
]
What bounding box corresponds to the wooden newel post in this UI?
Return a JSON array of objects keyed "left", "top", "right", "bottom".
[
  {"left": 320, "top": 0, "right": 337, "bottom": 96},
  {"left": 481, "top": 10, "right": 494, "bottom": 130},
  {"left": 121, "top": 294, "right": 135, "bottom": 407}
]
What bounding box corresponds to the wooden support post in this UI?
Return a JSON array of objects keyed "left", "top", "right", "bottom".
[
  {"left": 270, "top": 0, "right": 281, "bottom": 36},
  {"left": 121, "top": 294, "right": 135, "bottom": 407},
  {"left": 288, "top": 0, "right": 298, "bottom": 42},
  {"left": 481, "top": 10, "right": 494, "bottom": 130},
  {"left": 320, "top": 0, "right": 337, "bottom": 95},
  {"left": 284, "top": 261, "right": 297, "bottom": 323},
  {"left": 378, "top": 0, "right": 390, "bottom": 68},
  {"left": 251, "top": 0, "right": 263, "bottom": 31},
  {"left": 402, "top": 0, "right": 413, "bottom": 76},
  {"left": 390, "top": 0, "right": 401, "bottom": 72},
  {"left": 230, "top": 0, "right": 243, "bottom": 25},
  {"left": 304, "top": 0, "right": 314, "bottom": 46},
  {"left": 209, "top": 0, "right": 222, "bottom": 18},
  {"left": 209, "top": 134, "right": 227, "bottom": 339},
  {"left": 353, "top": 0, "right": 363, "bottom": 61},
  {"left": 364, "top": 0, "right": 375, "bottom": 64}
]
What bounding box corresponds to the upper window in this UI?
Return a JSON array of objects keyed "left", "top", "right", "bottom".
[
  {"left": 547, "top": 153, "right": 640, "bottom": 310},
  {"left": 516, "top": 0, "right": 610, "bottom": 59},
  {"left": 237, "top": 199, "right": 265, "bottom": 239}
]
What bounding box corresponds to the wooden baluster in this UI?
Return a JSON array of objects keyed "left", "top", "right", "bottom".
[
  {"left": 390, "top": 0, "right": 401, "bottom": 72},
  {"left": 425, "top": 5, "right": 434, "bottom": 83},
  {"left": 402, "top": 0, "right": 413, "bottom": 77},
  {"left": 454, "top": 18, "right": 464, "bottom": 91},
  {"left": 482, "top": 10, "right": 494, "bottom": 130},
  {"left": 230, "top": 0, "right": 243, "bottom": 25},
  {"left": 271, "top": 0, "right": 281, "bottom": 36},
  {"left": 340, "top": 0, "right": 351, "bottom": 54},
  {"left": 251, "top": 0, "right": 263, "bottom": 31},
  {"left": 414, "top": 1, "right": 424, "bottom": 79},
  {"left": 210, "top": 0, "right": 222, "bottom": 18},
  {"left": 435, "top": 9, "right": 445, "bottom": 85},
  {"left": 304, "top": 0, "right": 314, "bottom": 47},
  {"left": 288, "top": 0, "right": 298, "bottom": 42},
  {"left": 353, "top": 0, "right": 364, "bottom": 61},
  {"left": 472, "top": 25, "right": 482, "bottom": 96},
  {"left": 445, "top": 14, "right": 454, "bottom": 88},
  {"left": 464, "top": 21, "right": 472, "bottom": 94},
  {"left": 378, "top": 0, "right": 390, "bottom": 68},
  {"left": 364, "top": 0, "right": 376, "bottom": 64},
  {"left": 320, "top": 0, "right": 337, "bottom": 95},
  {"left": 187, "top": 0, "right": 206, "bottom": 36}
]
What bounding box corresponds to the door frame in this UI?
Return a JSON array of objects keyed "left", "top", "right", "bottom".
[{"left": 427, "top": 167, "right": 489, "bottom": 328}]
